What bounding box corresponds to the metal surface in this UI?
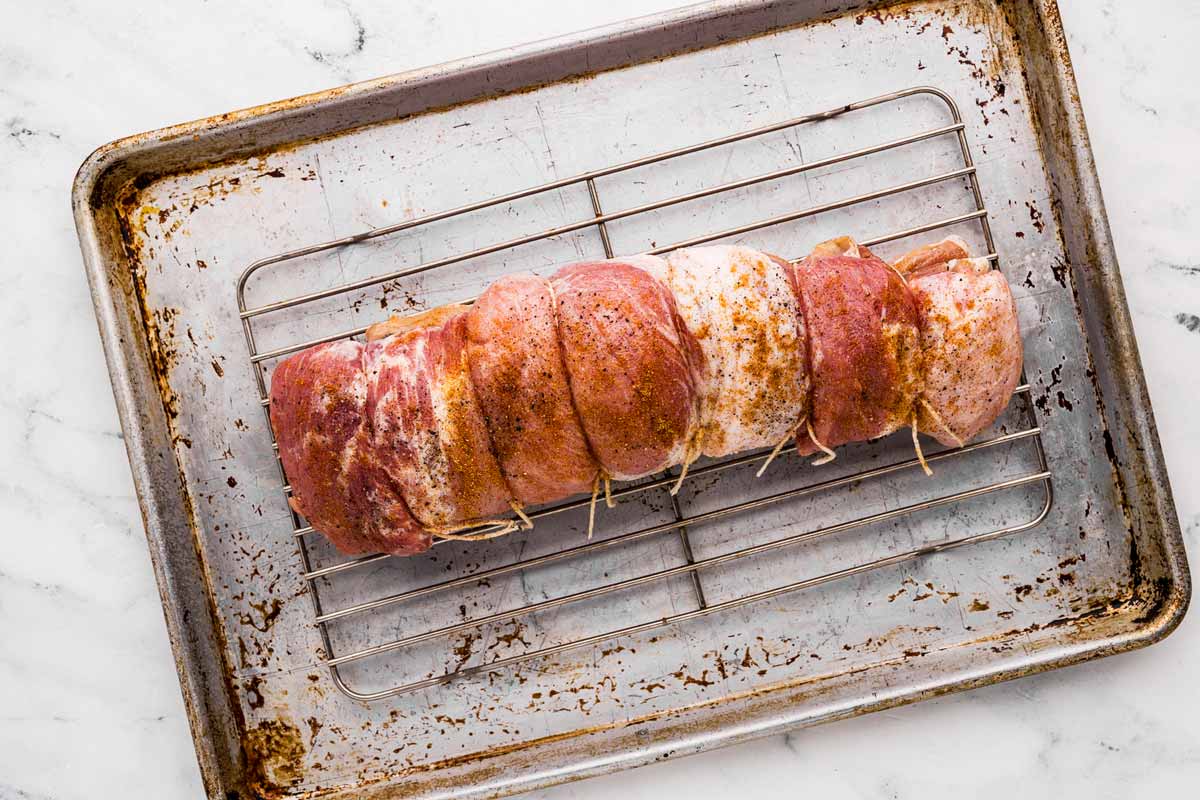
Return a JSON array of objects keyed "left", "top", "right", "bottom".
[
  {"left": 236, "top": 85, "right": 1054, "bottom": 702},
  {"left": 72, "top": 1, "right": 1188, "bottom": 799}
]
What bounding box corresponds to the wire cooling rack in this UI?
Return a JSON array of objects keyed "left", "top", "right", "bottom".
[{"left": 236, "top": 86, "right": 1052, "bottom": 701}]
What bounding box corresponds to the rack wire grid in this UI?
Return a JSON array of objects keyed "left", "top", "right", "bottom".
[{"left": 236, "top": 85, "right": 1053, "bottom": 702}]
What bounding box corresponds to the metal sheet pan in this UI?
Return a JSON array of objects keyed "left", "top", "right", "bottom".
[{"left": 72, "top": 1, "right": 1188, "bottom": 798}]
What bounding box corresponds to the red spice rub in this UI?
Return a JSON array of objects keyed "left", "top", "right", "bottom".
[
  {"left": 550, "top": 260, "right": 704, "bottom": 480},
  {"left": 897, "top": 238, "right": 1023, "bottom": 445},
  {"left": 791, "top": 239, "right": 923, "bottom": 455},
  {"left": 365, "top": 313, "right": 513, "bottom": 529},
  {"left": 466, "top": 273, "right": 599, "bottom": 505}
]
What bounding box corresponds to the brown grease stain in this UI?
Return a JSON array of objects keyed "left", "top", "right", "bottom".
[{"left": 243, "top": 716, "right": 306, "bottom": 795}]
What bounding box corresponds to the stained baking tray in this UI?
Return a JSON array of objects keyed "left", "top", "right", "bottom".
[{"left": 72, "top": 1, "right": 1188, "bottom": 798}]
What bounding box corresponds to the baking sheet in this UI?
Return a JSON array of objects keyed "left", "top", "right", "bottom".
[{"left": 72, "top": 1, "right": 1188, "bottom": 798}]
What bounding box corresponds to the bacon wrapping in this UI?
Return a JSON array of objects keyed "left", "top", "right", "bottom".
[{"left": 269, "top": 236, "right": 1022, "bottom": 556}]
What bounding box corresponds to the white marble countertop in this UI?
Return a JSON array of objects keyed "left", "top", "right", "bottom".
[{"left": 1, "top": 1, "right": 1197, "bottom": 797}]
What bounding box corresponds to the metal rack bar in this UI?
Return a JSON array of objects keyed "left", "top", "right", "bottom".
[
  {"left": 340, "top": 499, "right": 1053, "bottom": 701},
  {"left": 313, "top": 423, "right": 1041, "bottom": 623},
  {"left": 307, "top": 393, "right": 1032, "bottom": 587},
  {"left": 237, "top": 95, "right": 965, "bottom": 315},
  {"left": 324, "top": 464, "right": 1048, "bottom": 656},
  {"left": 245, "top": 165, "right": 976, "bottom": 364},
  {"left": 236, "top": 85, "right": 1053, "bottom": 702},
  {"left": 329, "top": 469, "right": 1050, "bottom": 667}
]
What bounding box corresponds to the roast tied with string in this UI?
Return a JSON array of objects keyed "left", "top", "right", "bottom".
[{"left": 268, "top": 236, "right": 1023, "bottom": 557}]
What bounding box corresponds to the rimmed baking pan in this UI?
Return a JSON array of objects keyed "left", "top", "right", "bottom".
[{"left": 73, "top": 1, "right": 1187, "bottom": 797}]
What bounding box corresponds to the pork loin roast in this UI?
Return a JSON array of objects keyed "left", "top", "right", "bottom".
[{"left": 268, "top": 236, "right": 1024, "bottom": 556}]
